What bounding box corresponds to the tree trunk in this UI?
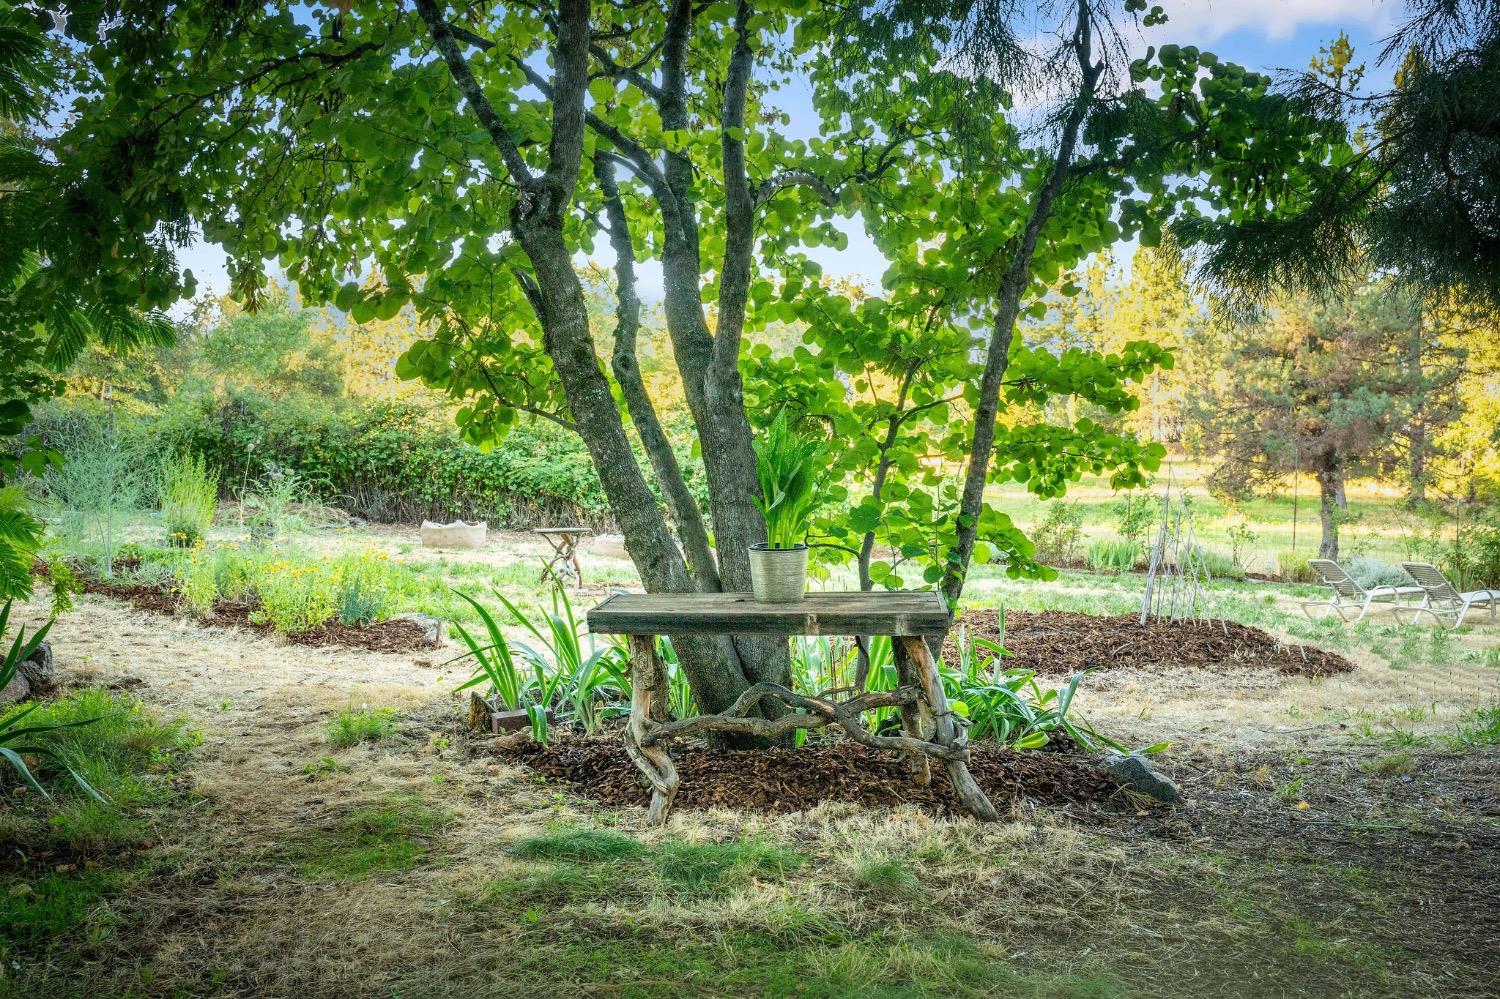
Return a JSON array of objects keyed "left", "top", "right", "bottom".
[
  {"left": 940, "top": 0, "right": 1101, "bottom": 611},
  {"left": 1409, "top": 417, "right": 1428, "bottom": 505},
  {"left": 1316, "top": 463, "right": 1342, "bottom": 561}
]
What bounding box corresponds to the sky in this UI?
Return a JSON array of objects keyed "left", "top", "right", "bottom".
[{"left": 174, "top": 0, "right": 1406, "bottom": 311}]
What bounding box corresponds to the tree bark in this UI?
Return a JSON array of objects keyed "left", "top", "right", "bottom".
[
  {"left": 594, "top": 153, "right": 721, "bottom": 591},
  {"left": 1316, "top": 462, "right": 1342, "bottom": 560}
]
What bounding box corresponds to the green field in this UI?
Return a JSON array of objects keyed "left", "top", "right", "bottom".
[{"left": 984, "top": 459, "right": 1434, "bottom": 571}]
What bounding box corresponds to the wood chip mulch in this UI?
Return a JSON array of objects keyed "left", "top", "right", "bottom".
[
  {"left": 505, "top": 738, "right": 1124, "bottom": 817},
  {"left": 81, "top": 577, "right": 437, "bottom": 654},
  {"left": 945, "top": 609, "right": 1355, "bottom": 678}
]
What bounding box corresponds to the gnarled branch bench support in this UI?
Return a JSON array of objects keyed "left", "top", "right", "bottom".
[{"left": 589, "top": 592, "right": 999, "bottom": 825}]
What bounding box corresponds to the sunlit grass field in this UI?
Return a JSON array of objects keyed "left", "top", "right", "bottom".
[{"left": 983, "top": 459, "right": 1435, "bottom": 571}]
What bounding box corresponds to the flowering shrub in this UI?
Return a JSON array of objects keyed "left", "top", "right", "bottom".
[
  {"left": 172, "top": 542, "right": 218, "bottom": 618},
  {"left": 251, "top": 556, "right": 340, "bottom": 633}
]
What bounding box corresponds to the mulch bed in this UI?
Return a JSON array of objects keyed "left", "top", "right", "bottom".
[
  {"left": 80, "top": 576, "right": 437, "bottom": 654},
  {"left": 506, "top": 738, "right": 1124, "bottom": 817},
  {"left": 945, "top": 609, "right": 1355, "bottom": 678}
]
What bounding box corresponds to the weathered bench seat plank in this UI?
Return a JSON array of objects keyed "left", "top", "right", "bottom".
[{"left": 587, "top": 591, "right": 951, "bottom": 638}]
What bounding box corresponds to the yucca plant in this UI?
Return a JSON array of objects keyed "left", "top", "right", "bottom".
[
  {"left": 497, "top": 584, "right": 627, "bottom": 738},
  {"left": 448, "top": 591, "right": 526, "bottom": 713},
  {"left": 0, "top": 601, "right": 104, "bottom": 801},
  {"left": 753, "top": 411, "right": 825, "bottom": 550}
]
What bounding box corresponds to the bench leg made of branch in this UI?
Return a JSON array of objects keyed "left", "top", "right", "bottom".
[{"left": 621, "top": 633, "right": 999, "bottom": 825}]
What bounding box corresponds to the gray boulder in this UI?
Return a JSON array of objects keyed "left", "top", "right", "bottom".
[
  {"left": 397, "top": 613, "right": 445, "bottom": 647},
  {"left": 20, "top": 642, "right": 55, "bottom": 690},
  {"left": 0, "top": 671, "right": 29, "bottom": 708},
  {"left": 1100, "top": 751, "right": 1182, "bottom": 803}
]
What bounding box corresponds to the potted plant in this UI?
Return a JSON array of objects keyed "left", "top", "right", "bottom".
[{"left": 749, "top": 412, "right": 824, "bottom": 603}]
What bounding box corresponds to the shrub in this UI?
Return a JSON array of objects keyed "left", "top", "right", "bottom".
[
  {"left": 1112, "top": 493, "right": 1156, "bottom": 547},
  {"left": 1346, "top": 555, "right": 1411, "bottom": 590},
  {"left": 1225, "top": 520, "right": 1259, "bottom": 568},
  {"left": 1032, "top": 501, "right": 1085, "bottom": 565},
  {"left": 159, "top": 450, "right": 219, "bottom": 547},
  {"left": 252, "top": 556, "right": 341, "bottom": 633},
  {"left": 171, "top": 542, "right": 218, "bottom": 617},
  {"left": 1279, "top": 550, "right": 1319, "bottom": 583},
  {"left": 210, "top": 542, "right": 260, "bottom": 601},
  {"left": 1086, "top": 538, "right": 1140, "bottom": 573},
  {"left": 40, "top": 413, "right": 144, "bottom": 576},
  {"left": 1181, "top": 543, "right": 1246, "bottom": 581}
]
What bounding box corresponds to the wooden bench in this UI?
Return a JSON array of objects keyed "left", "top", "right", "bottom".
[{"left": 586, "top": 591, "right": 998, "bottom": 824}]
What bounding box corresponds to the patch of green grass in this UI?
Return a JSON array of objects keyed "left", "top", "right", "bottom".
[
  {"left": 852, "top": 857, "right": 922, "bottom": 902},
  {"left": 499, "top": 923, "right": 1123, "bottom": 999},
  {"left": 1362, "top": 752, "right": 1417, "bottom": 777},
  {"left": 650, "top": 838, "right": 805, "bottom": 894},
  {"left": 293, "top": 794, "right": 448, "bottom": 881},
  {"left": 0, "top": 869, "right": 127, "bottom": 953},
  {"left": 325, "top": 705, "right": 399, "bottom": 748},
  {"left": 0, "top": 688, "right": 197, "bottom": 857},
  {"left": 475, "top": 863, "right": 622, "bottom": 910},
  {"left": 510, "top": 827, "right": 645, "bottom": 863}
]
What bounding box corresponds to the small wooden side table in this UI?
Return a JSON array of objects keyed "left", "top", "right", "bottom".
[{"left": 534, "top": 527, "right": 592, "bottom": 586}]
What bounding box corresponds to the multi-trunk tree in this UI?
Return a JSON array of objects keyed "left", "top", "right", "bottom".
[{"left": 49, "top": 0, "right": 1358, "bottom": 710}]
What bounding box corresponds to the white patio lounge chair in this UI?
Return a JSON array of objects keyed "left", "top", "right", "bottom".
[
  {"left": 1301, "top": 558, "right": 1425, "bottom": 623},
  {"left": 1400, "top": 562, "right": 1500, "bottom": 629}
]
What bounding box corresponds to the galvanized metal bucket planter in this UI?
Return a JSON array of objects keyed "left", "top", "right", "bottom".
[{"left": 748, "top": 543, "right": 809, "bottom": 603}]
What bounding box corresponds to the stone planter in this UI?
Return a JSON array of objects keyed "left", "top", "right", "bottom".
[
  {"left": 420, "top": 519, "right": 487, "bottom": 550},
  {"left": 748, "top": 543, "right": 809, "bottom": 603}
]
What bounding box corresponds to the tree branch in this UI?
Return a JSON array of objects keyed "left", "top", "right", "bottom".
[
  {"left": 412, "top": 0, "right": 536, "bottom": 188},
  {"left": 594, "top": 152, "right": 722, "bottom": 590}
]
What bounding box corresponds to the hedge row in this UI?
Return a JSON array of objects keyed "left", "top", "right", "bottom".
[{"left": 44, "top": 392, "right": 624, "bottom": 530}]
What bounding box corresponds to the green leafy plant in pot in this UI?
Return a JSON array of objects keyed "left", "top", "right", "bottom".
[{"left": 750, "top": 413, "right": 824, "bottom": 603}]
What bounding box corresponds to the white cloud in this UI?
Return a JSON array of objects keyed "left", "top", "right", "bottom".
[{"left": 1153, "top": 0, "right": 1400, "bottom": 44}]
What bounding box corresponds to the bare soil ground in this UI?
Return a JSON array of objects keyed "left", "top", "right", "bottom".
[{"left": 4, "top": 588, "right": 1499, "bottom": 998}]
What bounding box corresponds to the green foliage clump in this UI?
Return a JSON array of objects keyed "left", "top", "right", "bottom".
[
  {"left": 326, "top": 705, "right": 399, "bottom": 748},
  {"left": 1087, "top": 538, "right": 1141, "bottom": 573},
  {"left": 651, "top": 839, "right": 805, "bottom": 894},
  {"left": 159, "top": 450, "right": 218, "bottom": 546},
  {"left": 1181, "top": 543, "right": 1247, "bottom": 581},
  {"left": 511, "top": 828, "right": 644, "bottom": 863},
  {"left": 1031, "top": 502, "right": 1086, "bottom": 565},
  {"left": 291, "top": 795, "right": 448, "bottom": 881},
  {"left": 39, "top": 412, "right": 144, "bottom": 577},
  {"left": 1113, "top": 493, "right": 1156, "bottom": 548},
  {"left": 1345, "top": 556, "right": 1411, "bottom": 590},
  {"left": 450, "top": 584, "right": 628, "bottom": 743},
  {"left": 1279, "top": 550, "right": 1319, "bottom": 583},
  {"left": 753, "top": 411, "right": 826, "bottom": 550},
  {"left": 0, "top": 681, "right": 196, "bottom": 857}
]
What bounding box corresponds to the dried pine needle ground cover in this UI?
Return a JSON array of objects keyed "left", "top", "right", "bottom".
[{"left": 2, "top": 557, "right": 1498, "bottom": 998}]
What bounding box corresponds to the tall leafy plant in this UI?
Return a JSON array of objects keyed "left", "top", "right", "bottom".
[
  {"left": 753, "top": 412, "right": 826, "bottom": 550},
  {"left": 42, "top": 413, "right": 145, "bottom": 577},
  {"left": 159, "top": 450, "right": 219, "bottom": 546}
]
